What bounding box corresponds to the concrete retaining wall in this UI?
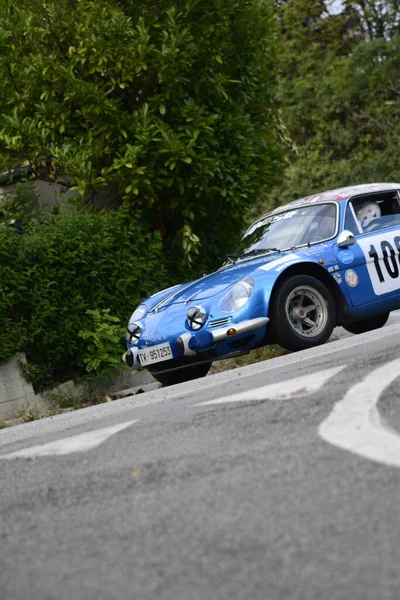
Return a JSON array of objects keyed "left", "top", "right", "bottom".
[
  {"left": 0, "top": 178, "right": 116, "bottom": 210},
  {"left": 0, "top": 354, "right": 37, "bottom": 420}
]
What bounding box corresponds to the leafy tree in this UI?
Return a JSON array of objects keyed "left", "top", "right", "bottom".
[
  {"left": 0, "top": 0, "right": 285, "bottom": 275},
  {"left": 265, "top": 0, "right": 400, "bottom": 209},
  {"left": 345, "top": 0, "right": 400, "bottom": 39}
]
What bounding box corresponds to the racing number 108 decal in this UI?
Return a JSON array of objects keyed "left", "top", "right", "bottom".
[{"left": 358, "top": 231, "right": 400, "bottom": 295}]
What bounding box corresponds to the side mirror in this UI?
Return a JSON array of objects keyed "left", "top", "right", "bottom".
[{"left": 337, "top": 230, "right": 355, "bottom": 248}]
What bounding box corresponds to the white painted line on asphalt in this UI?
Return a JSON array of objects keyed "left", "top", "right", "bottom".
[
  {"left": 195, "top": 365, "right": 346, "bottom": 406},
  {"left": 0, "top": 420, "right": 138, "bottom": 459},
  {"left": 319, "top": 357, "right": 400, "bottom": 468}
]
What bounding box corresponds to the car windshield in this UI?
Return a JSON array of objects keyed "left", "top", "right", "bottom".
[{"left": 233, "top": 203, "right": 337, "bottom": 259}]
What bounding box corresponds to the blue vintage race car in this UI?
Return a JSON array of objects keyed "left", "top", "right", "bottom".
[{"left": 125, "top": 182, "right": 400, "bottom": 385}]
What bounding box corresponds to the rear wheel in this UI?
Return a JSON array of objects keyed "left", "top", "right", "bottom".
[
  {"left": 343, "top": 312, "right": 389, "bottom": 335},
  {"left": 269, "top": 275, "right": 336, "bottom": 351},
  {"left": 150, "top": 362, "right": 212, "bottom": 386}
]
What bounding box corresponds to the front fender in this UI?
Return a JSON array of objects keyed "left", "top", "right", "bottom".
[
  {"left": 252, "top": 254, "right": 353, "bottom": 323},
  {"left": 251, "top": 253, "right": 308, "bottom": 314}
]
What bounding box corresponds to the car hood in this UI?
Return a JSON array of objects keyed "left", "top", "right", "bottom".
[{"left": 151, "top": 253, "right": 290, "bottom": 309}]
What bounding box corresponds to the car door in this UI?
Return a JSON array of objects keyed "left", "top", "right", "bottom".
[{"left": 334, "top": 191, "right": 400, "bottom": 307}]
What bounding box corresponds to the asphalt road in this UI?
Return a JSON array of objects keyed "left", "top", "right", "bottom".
[{"left": 1, "top": 319, "right": 400, "bottom": 600}]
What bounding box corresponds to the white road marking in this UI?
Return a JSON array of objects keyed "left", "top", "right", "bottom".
[
  {"left": 0, "top": 420, "right": 138, "bottom": 459},
  {"left": 319, "top": 357, "right": 400, "bottom": 467},
  {"left": 195, "top": 365, "right": 345, "bottom": 406}
]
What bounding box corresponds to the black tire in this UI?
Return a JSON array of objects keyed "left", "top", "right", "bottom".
[
  {"left": 343, "top": 312, "right": 389, "bottom": 335},
  {"left": 150, "top": 362, "right": 212, "bottom": 386},
  {"left": 269, "top": 274, "right": 336, "bottom": 351}
]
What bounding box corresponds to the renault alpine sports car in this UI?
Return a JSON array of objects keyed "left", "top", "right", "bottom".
[{"left": 125, "top": 183, "right": 400, "bottom": 385}]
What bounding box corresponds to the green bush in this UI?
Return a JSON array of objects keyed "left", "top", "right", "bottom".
[
  {"left": 0, "top": 180, "right": 40, "bottom": 225},
  {"left": 78, "top": 308, "right": 124, "bottom": 374},
  {"left": 0, "top": 225, "right": 27, "bottom": 358},
  {"left": 0, "top": 206, "right": 165, "bottom": 390}
]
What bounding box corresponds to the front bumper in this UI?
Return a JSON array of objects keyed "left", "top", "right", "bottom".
[{"left": 125, "top": 316, "right": 269, "bottom": 370}]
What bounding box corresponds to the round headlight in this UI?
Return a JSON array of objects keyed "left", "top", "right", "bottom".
[
  {"left": 187, "top": 306, "right": 207, "bottom": 330},
  {"left": 129, "top": 304, "right": 147, "bottom": 322},
  {"left": 219, "top": 277, "right": 254, "bottom": 313}
]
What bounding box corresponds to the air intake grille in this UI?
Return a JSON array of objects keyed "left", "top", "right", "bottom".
[{"left": 207, "top": 317, "right": 232, "bottom": 329}]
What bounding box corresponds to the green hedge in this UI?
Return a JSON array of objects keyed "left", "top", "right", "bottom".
[
  {"left": 0, "top": 207, "right": 165, "bottom": 390},
  {"left": 0, "top": 226, "right": 27, "bottom": 359}
]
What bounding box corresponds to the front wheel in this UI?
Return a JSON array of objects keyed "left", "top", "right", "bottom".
[
  {"left": 150, "top": 362, "right": 212, "bottom": 386},
  {"left": 343, "top": 312, "right": 389, "bottom": 335},
  {"left": 269, "top": 275, "right": 336, "bottom": 351}
]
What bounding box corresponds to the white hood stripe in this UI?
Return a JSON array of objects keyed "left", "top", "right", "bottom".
[{"left": 258, "top": 253, "right": 301, "bottom": 272}]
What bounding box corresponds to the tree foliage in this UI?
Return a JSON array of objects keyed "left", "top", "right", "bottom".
[
  {"left": 0, "top": 0, "right": 284, "bottom": 274},
  {"left": 265, "top": 0, "right": 400, "bottom": 208}
]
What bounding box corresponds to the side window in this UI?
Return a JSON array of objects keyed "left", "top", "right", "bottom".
[
  {"left": 347, "top": 193, "right": 400, "bottom": 235},
  {"left": 344, "top": 203, "right": 359, "bottom": 234}
]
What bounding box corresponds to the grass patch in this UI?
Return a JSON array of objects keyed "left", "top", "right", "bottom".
[
  {"left": 45, "top": 389, "right": 84, "bottom": 411},
  {"left": 16, "top": 403, "right": 45, "bottom": 423},
  {"left": 0, "top": 401, "right": 80, "bottom": 429}
]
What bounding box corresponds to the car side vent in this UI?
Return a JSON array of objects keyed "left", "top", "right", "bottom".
[{"left": 207, "top": 317, "right": 232, "bottom": 328}]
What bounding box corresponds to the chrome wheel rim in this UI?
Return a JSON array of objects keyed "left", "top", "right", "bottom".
[{"left": 285, "top": 285, "right": 328, "bottom": 338}]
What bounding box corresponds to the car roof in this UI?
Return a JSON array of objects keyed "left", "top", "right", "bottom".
[{"left": 267, "top": 182, "right": 400, "bottom": 216}]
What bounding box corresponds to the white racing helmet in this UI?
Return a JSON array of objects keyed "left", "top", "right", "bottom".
[{"left": 355, "top": 201, "right": 381, "bottom": 228}]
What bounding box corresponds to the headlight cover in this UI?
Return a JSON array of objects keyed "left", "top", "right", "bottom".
[
  {"left": 187, "top": 306, "right": 207, "bottom": 330},
  {"left": 218, "top": 277, "right": 254, "bottom": 313},
  {"left": 129, "top": 303, "right": 147, "bottom": 323}
]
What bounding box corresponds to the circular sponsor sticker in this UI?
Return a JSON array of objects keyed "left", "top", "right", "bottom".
[
  {"left": 345, "top": 269, "right": 358, "bottom": 287},
  {"left": 338, "top": 250, "right": 354, "bottom": 265}
]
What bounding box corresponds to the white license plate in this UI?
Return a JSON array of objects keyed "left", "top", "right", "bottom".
[{"left": 138, "top": 342, "right": 173, "bottom": 366}]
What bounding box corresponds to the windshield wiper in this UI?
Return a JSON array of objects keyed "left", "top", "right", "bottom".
[
  {"left": 225, "top": 254, "right": 237, "bottom": 264},
  {"left": 241, "top": 247, "right": 280, "bottom": 258}
]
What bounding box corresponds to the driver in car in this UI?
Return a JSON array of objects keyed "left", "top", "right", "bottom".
[{"left": 355, "top": 201, "right": 381, "bottom": 232}]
